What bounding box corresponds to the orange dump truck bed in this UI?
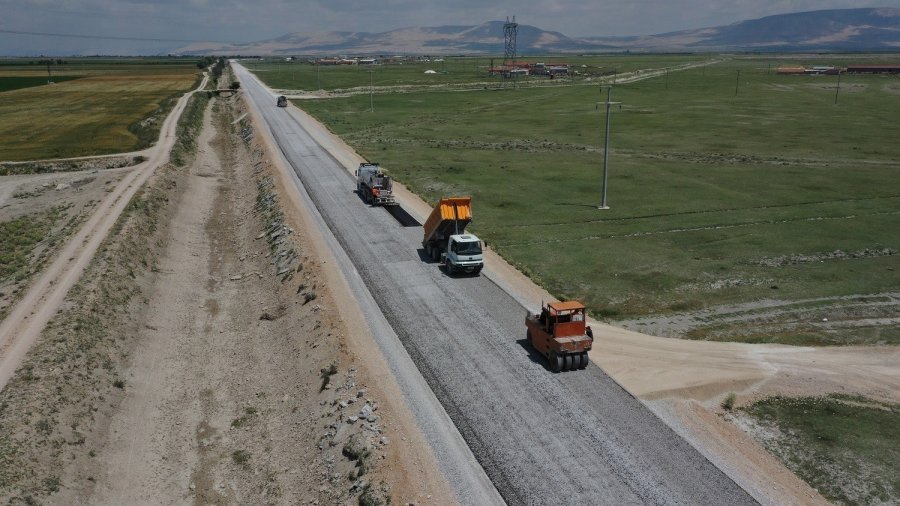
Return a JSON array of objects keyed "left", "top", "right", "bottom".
[{"left": 422, "top": 196, "right": 473, "bottom": 244}]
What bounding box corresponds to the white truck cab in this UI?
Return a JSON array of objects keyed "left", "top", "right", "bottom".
[{"left": 446, "top": 234, "right": 484, "bottom": 274}]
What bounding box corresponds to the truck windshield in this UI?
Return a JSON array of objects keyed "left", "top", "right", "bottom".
[{"left": 453, "top": 241, "right": 482, "bottom": 255}]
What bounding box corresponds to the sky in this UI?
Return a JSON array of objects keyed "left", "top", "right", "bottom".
[{"left": 2, "top": 0, "right": 899, "bottom": 55}]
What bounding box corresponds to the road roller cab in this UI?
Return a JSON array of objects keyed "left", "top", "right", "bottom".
[{"left": 525, "top": 300, "right": 593, "bottom": 372}]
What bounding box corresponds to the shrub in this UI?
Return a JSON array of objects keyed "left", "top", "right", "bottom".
[{"left": 722, "top": 392, "right": 736, "bottom": 411}]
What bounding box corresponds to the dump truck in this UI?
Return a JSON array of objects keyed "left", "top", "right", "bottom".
[
  {"left": 276, "top": 95, "right": 288, "bottom": 107},
  {"left": 422, "top": 196, "right": 483, "bottom": 274},
  {"left": 525, "top": 300, "right": 594, "bottom": 372},
  {"left": 355, "top": 163, "right": 396, "bottom": 206}
]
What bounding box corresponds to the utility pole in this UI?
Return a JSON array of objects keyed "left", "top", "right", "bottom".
[
  {"left": 735, "top": 69, "right": 741, "bottom": 96},
  {"left": 598, "top": 86, "right": 621, "bottom": 210},
  {"left": 834, "top": 71, "right": 842, "bottom": 104},
  {"left": 316, "top": 61, "right": 321, "bottom": 90},
  {"left": 665, "top": 67, "right": 669, "bottom": 89}
]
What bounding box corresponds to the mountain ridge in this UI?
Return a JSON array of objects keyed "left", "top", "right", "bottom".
[{"left": 167, "top": 8, "right": 900, "bottom": 55}]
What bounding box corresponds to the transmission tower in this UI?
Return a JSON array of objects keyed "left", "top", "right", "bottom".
[{"left": 503, "top": 16, "right": 518, "bottom": 76}]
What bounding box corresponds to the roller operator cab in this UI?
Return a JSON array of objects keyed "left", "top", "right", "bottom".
[{"left": 525, "top": 300, "right": 594, "bottom": 372}]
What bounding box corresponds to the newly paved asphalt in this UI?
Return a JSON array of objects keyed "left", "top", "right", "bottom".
[{"left": 235, "top": 63, "right": 757, "bottom": 506}]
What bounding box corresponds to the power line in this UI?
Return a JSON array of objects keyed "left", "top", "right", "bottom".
[{"left": 0, "top": 28, "right": 230, "bottom": 44}]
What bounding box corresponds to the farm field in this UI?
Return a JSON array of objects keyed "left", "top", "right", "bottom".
[
  {"left": 242, "top": 54, "right": 707, "bottom": 92},
  {"left": 0, "top": 58, "right": 202, "bottom": 161},
  {"left": 252, "top": 55, "right": 900, "bottom": 345}
]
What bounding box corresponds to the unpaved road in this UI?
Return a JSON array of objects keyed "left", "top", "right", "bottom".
[
  {"left": 235, "top": 62, "right": 755, "bottom": 505},
  {"left": 1, "top": 87, "right": 456, "bottom": 505},
  {"left": 0, "top": 73, "right": 209, "bottom": 390},
  {"left": 71, "top": 92, "right": 450, "bottom": 505}
]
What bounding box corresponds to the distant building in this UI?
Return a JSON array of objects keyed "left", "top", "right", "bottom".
[
  {"left": 846, "top": 65, "right": 900, "bottom": 74},
  {"left": 489, "top": 61, "right": 569, "bottom": 77},
  {"left": 776, "top": 66, "right": 840, "bottom": 75}
]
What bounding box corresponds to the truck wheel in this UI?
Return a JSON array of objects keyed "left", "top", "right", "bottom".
[
  {"left": 563, "top": 354, "right": 573, "bottom": 372},
  {"left": 550, "top": 352, "right": 563, "bottom": 373},
  {"left": 579, "top": 352, "right": 589, "bottom": 369},
  {"left": 447, "top": 263, "right": 455, "bottom": 275},
  {"left": 474, "top": 265, "right": 483, "bottom": 275},
  {"left": 526, "top": 329, "right": 532, "bottom": 344}
]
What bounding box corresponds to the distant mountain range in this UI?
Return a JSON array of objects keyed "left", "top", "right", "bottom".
[{"left": 174, "top": 8, "right": 900, "bottom": 55}]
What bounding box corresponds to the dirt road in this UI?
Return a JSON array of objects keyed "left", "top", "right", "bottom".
[
  {"left": 79, "top": 94, "right": 412, "bottom": 504},
  {"left": 0, "top": 73, "right": 209, "bottom": 390},
  {"left": 0, "top": 87, "right": 454, "bottom": 504}
]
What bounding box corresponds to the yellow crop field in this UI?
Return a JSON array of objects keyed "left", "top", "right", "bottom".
[{"left": 0, "top": 60, "right": 199, "bottom": 161}]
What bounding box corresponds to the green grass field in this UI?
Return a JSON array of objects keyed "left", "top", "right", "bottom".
[
  {"left": 249, "top": 55, "right": 900, "bottom": 345},
  {"left": 0, "top": 210, "right": 60, "bottom": 284},
  {"left": 743, "top": 395, "right": 900, "bottom": 504},
  {"left": 241, "top": 54, "right": 707, "bottom": 92},
  {"left": 0, "top": 58, "right": 202, "bottom": 161},
  {"left": 0, "top": 76, "right": 84, "bottom": 93}
]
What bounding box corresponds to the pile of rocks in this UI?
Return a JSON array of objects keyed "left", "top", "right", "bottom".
[{"left": 316, "top": 368, "right": 392, "bottom": 501}]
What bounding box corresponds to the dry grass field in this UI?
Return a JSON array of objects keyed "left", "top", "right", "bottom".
[{"left": 0, "top": 60, "right": 200, "bottom": 161}]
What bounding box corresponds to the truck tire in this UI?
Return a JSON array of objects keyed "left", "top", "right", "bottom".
[
  {"left": 563, "top": 354, "right": 573, "bottom": 371},
  {"left": 474, "top": 265, "right": 483, "bottom": 275},
  {"left": 579, "top": 352, "right": 589, "bottom": 369},
  {"left": 551, "top": 352, "right": 563, "bottom": 373},
  {"left": 571, "top": 353, "right": 582, "bottom": 370}
]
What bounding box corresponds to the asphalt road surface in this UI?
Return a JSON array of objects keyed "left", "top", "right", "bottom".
[{"left": 234, "top": 64, "right": 757, "bottom": 506}]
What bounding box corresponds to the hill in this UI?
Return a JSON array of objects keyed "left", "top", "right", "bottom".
[
  {"left": 171, "top": 8, "right": 900, "bottom": 55},
  {"left": 585, "top": 8, "right": 900, "bottom": 51}
]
